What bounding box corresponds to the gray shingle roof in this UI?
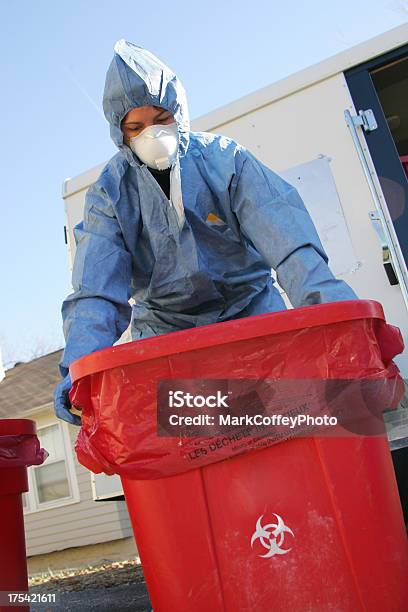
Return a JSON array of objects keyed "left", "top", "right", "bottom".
[{"left": 0, "top": 350, "right": 63, "bottom": 417}]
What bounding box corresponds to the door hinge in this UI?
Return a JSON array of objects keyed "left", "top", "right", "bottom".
[{"left": 350, "top": 109, "right": 378, "bottom": 133}]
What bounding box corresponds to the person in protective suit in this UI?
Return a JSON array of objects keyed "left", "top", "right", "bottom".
[{"left": 54, "top": 39, "right": 357, "bottom": 425}]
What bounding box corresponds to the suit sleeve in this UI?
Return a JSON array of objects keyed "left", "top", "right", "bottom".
[
  {"left": 58, "top": 181, "right": 132, "bottom": 377},
  {"left": 229, "top": 147, "right": 357, "bottom": 307}
]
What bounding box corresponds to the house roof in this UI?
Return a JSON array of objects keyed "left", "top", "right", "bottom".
[{"left": 0, "top": 350, "right": 63, "bottom": 418}]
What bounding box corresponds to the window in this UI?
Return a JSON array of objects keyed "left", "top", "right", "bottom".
[
  {"left": 23, "top": 420, "right": 79, "bottom": 513},
  {"left": 34, "top": 424, "right": 71, "bottom": 503}
]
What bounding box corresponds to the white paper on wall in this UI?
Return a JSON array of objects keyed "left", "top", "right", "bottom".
[{"left": 280, "top": 156, "right": 359, "bottom": 277}]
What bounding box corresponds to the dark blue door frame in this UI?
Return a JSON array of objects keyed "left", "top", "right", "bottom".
[{"left": 345, "top": 44, "right": 408, "bottom": 271}]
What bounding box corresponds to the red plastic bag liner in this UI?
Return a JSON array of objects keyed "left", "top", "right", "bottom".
[
  {"left": 69, "top": 300, "right": 404, "bottom": 479},
  {"left": 0, "top": 419, "right": 48, "bottom": 468}
]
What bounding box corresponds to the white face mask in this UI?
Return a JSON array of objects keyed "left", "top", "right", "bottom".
[{"left": 129, "top": 122, "right": 179, "bottom": 170}]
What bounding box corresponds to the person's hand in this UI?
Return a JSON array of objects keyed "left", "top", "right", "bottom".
[{"left": 53, "top": 374, "right": 81, "bottom": 426}]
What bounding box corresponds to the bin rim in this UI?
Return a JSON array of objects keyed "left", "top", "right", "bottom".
[
  {"left": 69, "top": 299, "right": 385, "bottom": 383},
  {"left": 0, "top": 419, "right": 36, "bottom": 436}
]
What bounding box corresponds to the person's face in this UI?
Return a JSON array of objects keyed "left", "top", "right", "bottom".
[{"left": 121, "top": 105, "right": 175, "bottom": 145}]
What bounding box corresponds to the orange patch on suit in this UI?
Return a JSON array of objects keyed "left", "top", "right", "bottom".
[{"left": 206, "top": 212, "right": 226, "bottom": 226}]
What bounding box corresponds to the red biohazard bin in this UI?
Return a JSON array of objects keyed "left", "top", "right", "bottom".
[
  {"left": 70, "top": 300, "right": 408, "bottom": 612},
  {"left": 0, "top": 420, "right": 47, "bottom": 612}
]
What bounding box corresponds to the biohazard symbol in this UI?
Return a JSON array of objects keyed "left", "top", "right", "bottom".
[{"left": 251, "top": 514, "right": 294, "bottom": 558}]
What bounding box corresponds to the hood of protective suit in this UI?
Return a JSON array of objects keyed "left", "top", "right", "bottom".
[{"left": 103, "top": 40, "right": 190, "bottom": 166}]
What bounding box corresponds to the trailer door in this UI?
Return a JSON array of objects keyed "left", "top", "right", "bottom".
[
  {"left": 345, "top": 48, "right": 408, "bottom": 525},
  {"left": 345, "top": 45, "right": 408, "bottom": 295}
]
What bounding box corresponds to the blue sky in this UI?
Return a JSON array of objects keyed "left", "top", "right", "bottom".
[{"left": 1, "top": 0, "right": 407, "bottom": 367}]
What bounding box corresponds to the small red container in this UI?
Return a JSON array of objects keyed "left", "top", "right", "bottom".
[{"left": 70, "top": 300, "right": 408, "bottom": 612}]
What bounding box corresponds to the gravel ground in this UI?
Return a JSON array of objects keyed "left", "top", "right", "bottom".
[{"left": 29, "top": 560, "right": 152, "bottom": 611}]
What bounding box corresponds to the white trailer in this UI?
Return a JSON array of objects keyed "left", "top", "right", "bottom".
[{"left": 62, "top": 24, "right": 408, "bottom": 502}]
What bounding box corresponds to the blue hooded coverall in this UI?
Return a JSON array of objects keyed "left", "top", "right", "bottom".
[{"left": 55, "top": 40, "right": 357, "bottom": 423}]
